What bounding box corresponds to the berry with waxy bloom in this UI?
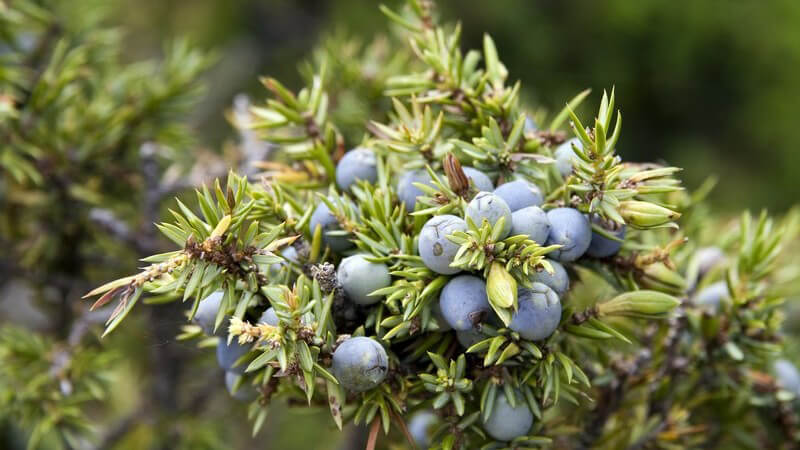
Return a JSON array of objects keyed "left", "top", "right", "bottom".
[
  {"left": 225, "top": 371, "right": 257, "bottom": 402},
  {"left": 335, "top": 147, "right": 377, "bottom": 191},
  {"left": 462, "top": 166, "right": 494, "bottom": 192},
  {"left": 693, "top": 281, "right": 730, "bottom": 311},
  {"left": 509, "top": 282, "right": 561, "bottom": 341},
  {"left": 439, "top": 275, "right": 491, "bottom": 331},
  {"left": 408, "top": 411, "right": 437, "bottom": 448},
  {"left": 259, "top": 307, "right": 278, "bottom": 326},
  {"left": 397, "top": 169, "right": 434, "bottom": 211},
  {"left": 194, "top": 291, "right": 224, "bottom": 336},
  {"left": 510, "top": 206, "right": 550, "bottom": 244},
  {"left": 554, "top": 138, "right": 582, "bottom": 177},
  {"left": 337, "top": 254, "right": 391, "bottom": 305},
  {"left": 331, "top": 336, "right": 388, "bottom": 392},
  {"left": 465, "top": 192, "right": 512, "bottom": 239},
  {"left": 216, "top": 338, "right": 251, "bottom": 374},
  {"left": 774, "top": 359, "right": 800, "bottom": 396},
  {"left": 483, "top": 390, "right": 534, "bottom": 441},
  {"left": 545, "top": 208, "right": 592, "bottom": 262},
  {"left": 309, "top": 198, "right": 355, "bottom": 252},
  {"left": 524, "top": 115, "right": 538, "bottom": 133},
  {"left": 419, "top": 215, "right": 467, "bottom": 275},
  {"left": 586, "top": 215, "right": 626, "bottom": 258},
  {"left": 493, "top": 180, "right": 543, "bottom": 212},
  {"left": 530, "top": 259, "right": 569, "bottom": 296}
]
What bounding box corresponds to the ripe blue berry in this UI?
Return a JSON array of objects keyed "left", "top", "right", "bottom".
[
  {"left": 225, "top": 371, "right": 257, "bottom": 402},
  {"left": 431, "top": 300, "right": 452, "bottom": 331},
  {"left": 465, "top": 192, "right": 512, "bottom": 238},
  {"left": 509, "top": 282, "right": 561, "bottom": 341},
  {"left": 331, "top": 336, "right": 388, "bottom": 392},
  {"left": 554, "top": 138, "right": 582, "bottom": 177},
  {"left": 693, "top": 281, "right": 729, "bottom": 310},
  {"left": 419, "top": 215, "right": 467, "bottom": 275},
  {"left": 524, "top": 115, "right": 538, "bottom": 133},
  {"left": 545, "top": 208, "right": 592, "bottom": 262},
  {"left": 216, "top": 338, "right": 251, "bottom": 374},
  {"left": 259, "top": 307, "right": 279, "bottom": 326},
  {"left": 439, "top": 275, "right": 491, "bottom": 330},
  {"left": 695, "top": 246, "right": 725, "bottom": 277},
  {"left": 268, "top": 246, "right": 299, "bottom": 277},
  {"left": 483, "top": 390, "right": 533, "bottom": 441},
  {"left": 408, "top": 411, "right": 437, "bottom": 448},
  {"left": 335, "top": 147, "right": 377, "bottom": 191},
  {"left": 510, "top": 206, "right": 550, "bottom": 244},
  {"left": 397, "top": 169, "right": 434, "bottom": 211},
  {"left": 493, "top": 180, "right": 543, "bottom": 212},
  {"left": 774, "top": 359, "right": 800, "bottom": 396},
  {"left": 194, "top": 291, "right": 223, "bottom": 336},
  {"left": 310, "top": 198, "right": 354, "bottom": 252},
  {"left": 337, "top": 254, "right": 392, "bottom": 305},
  {"left": 586, "top": 215, "right": 626, "bottom": 258},
  {"left": 462, "top": 167, "right": 494, "bottom": 192},
  {"left": 530, "top": 259, "right": 569, "bottom": 296}
]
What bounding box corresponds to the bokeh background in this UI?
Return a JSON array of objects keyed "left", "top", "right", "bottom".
[
  {"left": 3, "top": 0, "right": 799, "bottom": 448},
  {"left": 115, "top": 0, "right": 800, "bottom": 213}
]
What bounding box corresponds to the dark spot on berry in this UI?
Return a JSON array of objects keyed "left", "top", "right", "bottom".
[
  {"left": 433, "top": 242, "right": 443, "bottom": 256},
  {"left": 468, "top": 310, "right": 487, "bottom": 326}
]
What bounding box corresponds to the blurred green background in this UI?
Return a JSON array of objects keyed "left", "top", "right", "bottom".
[{"left": 113, "top": 0, "right": 800, "bottom": 213}]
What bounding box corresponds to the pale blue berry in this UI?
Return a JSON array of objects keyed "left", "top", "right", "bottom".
[
  {"left": 530, "top": 259, "right": 569, "bottom": 296},
  {"left": 462, "top": 167, "right": 494, "bottom": 192},
  {"left": 397, "top": 169, "right": 435, "bottom": 211},
  {"left": 419, "top": 215, "right": 466, "bottom": 275},
  {"left": 493, "top": 180, "right": 543, "bottom": 212},
  {"left": 194, "top": 291, "right": 223, "bottom": 336},
  {"left": 259, "top": 307, "right": 279, "bottom": 326},
  {"left": 524, "top": 115, "right": 538, "bottom": 133},
  {"left": 774, "top": 359, "right": 800, "bottom": 396},
  {"left": 465, "top": 192, "right": 512, "bottom": 238},
  {"left": 310, "top": 199, "right": 354, "bottom": 252},
  {"left": 693, "top": 281, "right": 729, "bottom": 310},
  {"left": 509, "top": 282, "right": 561, "bottom": 341},
  {"left": 554, "top": 138, "right": 582, "bottom": 177},
  {"left": 431, "top": 299, "right": 452, "bottom": 331},
  {"left": 268, "top": 246, "right": 299, "bottom": 277},
  {"left": 216, "top": 338, "right": 251, "bottom": 374},
  {"left": 586, "top": 215, "right": 626, "bottom": 258},
  {"left": 439, "top": 275, "right": 491, "bottom": 331},
  {"left": 696, "top": 246, "right": 725, "bottom": 277},
  {"left": 336, "top": 147, "right": 377, "bottom": 191},
  {"left": 510, "top": 206, "right": 550, "bottom": 244},
  {"left": 408, "top": 411, "right": 437, "bottom": 448},
  {"left": 332, "top": 336, "right": 388, "bottom": 392},
  {"left": 225, "top": 371, "right": 257, "bottom": 402},
  {"left": 337, "top": 254, "right": 391, "bottom": 305},
  {"left": 545, "top": 208, "right": 592, "bottom": 262},
  {"left": 483, "top": 390, "right": 533, "bottom": 441}
]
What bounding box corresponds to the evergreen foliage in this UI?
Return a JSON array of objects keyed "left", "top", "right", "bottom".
[{"left": 3, "top": 0, "right": 799, "bottom": 449}]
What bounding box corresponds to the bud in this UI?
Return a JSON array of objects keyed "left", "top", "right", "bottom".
[
  {"left": 618, "top": 201, "right": 681, "bottom": 228},
  {"left": 486, "top": 262, "right": 517, "bottom": 325},
  {"left": 597, "top": 290, "right": 681, "bottom": 318},
  {"left": 443, "top": 153, "right": 469, "bottom": 196},
  {"left": 641, "top": 262, "right": 687, "bottom": 293}
]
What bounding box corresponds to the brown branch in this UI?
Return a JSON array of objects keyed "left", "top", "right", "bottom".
[{"left": 366, "top": 417, "right": 381, "bottom": 450}]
